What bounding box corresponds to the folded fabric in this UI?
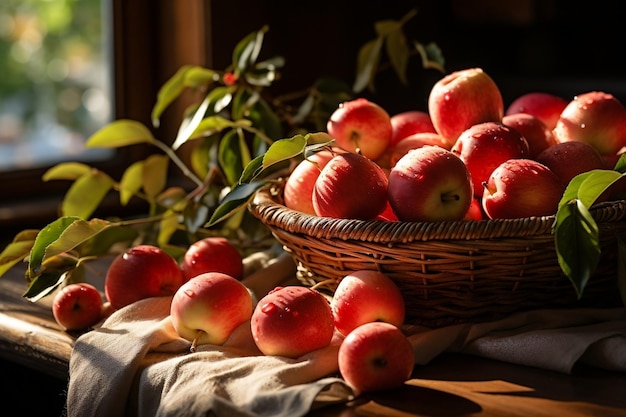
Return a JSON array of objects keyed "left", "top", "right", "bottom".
[{"left": 66, "top": 249, "right": 626, "bottom": 417}]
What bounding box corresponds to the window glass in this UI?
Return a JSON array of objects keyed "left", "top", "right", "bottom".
[{"left": 0, "top": 0, "right": 112, "bottom": 172}]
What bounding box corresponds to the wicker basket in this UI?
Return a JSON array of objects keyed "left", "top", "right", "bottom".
[{"left": 249, "top": 181, "right": 626, "bottom": 328}]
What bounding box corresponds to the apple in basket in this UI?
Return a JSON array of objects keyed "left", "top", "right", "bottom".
[
  {"left": 251, "top": 285, "right": 335, "bottom": 358},
  {"left": 104, "top": 244, "right": 185, "bottom": 310},
  {"left": 451, "top": 121, "right": 530, "bottom": 198},
  {"left": 502, "top": 112, "right": 557, "bottom": 159},
  {"left": 313, "top": 152, "right": 389, "bottom": 220},
  {"left": 388, "top": 145, "right": 473, "bottom": 222},
  {"left": 283, "top": 148, "right": 339, "bottom": 215},
  {"left": 338, "top": 321, "right": 415, "bottom": 395},
  {"left": 52, "top": 282, "right": 104, "bottom": 331},
  {"left": 170, "top": 272, "right": 254, "bottom": 348},
  {"left": 505, "top": 91, "right": 568, "bottom": 130},
  {"left": 428, "top": 67, "right": 504, "bottom": 148},
  {"left": 376, "top": 110, "right": 438, "bottom": 168},
  {"left": 326, "top": 97, "right": 392, "bottom": 160},
  {"left": 388, "top": 131, "right": 450, "bottom": 168},
  {"left": 330, "top": 270, "right": 405, "bottom": 337},
  {"left": 535, "top": 141, "right": 608, "bottom": 187},
  {"left": 553, "top": 91, "right": 626, "bottom": 156},
  {"left": 180, "top": 236, "right": 244, "bottom": 281},
  {"left": 482, "top": 159, "right": 565, "bottom": 219}
]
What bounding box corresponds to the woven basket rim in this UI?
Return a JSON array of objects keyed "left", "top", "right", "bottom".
[{"left": 249, "top": 181, "right": 626, "bottom": 243}]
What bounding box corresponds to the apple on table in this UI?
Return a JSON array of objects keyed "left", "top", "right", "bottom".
[
  {"left": 52, "top": 282, "right": 104, "bottom": 332},
  {"left": 180, "top": 236, "right": 244, "bottom": 281}
]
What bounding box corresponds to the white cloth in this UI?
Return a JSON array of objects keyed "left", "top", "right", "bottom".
[{"left": 66, "top": 295, "right": 626, "bottom": 417}]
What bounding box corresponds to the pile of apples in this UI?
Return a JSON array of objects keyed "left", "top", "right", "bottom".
[
  {"left": 284, "top": 67, "right": 626, "bottom": 223},
  {"left": 51, "top": 238, "right": 413, "bottom": 395}
]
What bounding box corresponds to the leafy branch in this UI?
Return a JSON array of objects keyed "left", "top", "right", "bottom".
[{"left": 0, "top": 8, "right": 444, "bottom": 301}]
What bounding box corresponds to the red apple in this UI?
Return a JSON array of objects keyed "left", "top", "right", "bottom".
[
  {"left": 452, "top": 122, "right": 530, "bottom": 198},
  {"left": 505, "top": 91, "right": 568, "bottom": 130},
  {"left": 482, "top": 159, "right": 565, "bottom": 219},
  {"left": 464, "top": 197, "right": 484, "bottom": 220},
  {"left": 326, "top": 98, "right": 392, "bottom": 160},
  {"left": 251, "top": 285, "right": 335, "bottom": 358},
  {"left": 313, "top": 152, "right": 389, "bottom": 220},
  {"left": 535, "top": 141, "right": 608, "bottom": 187},
  {"left": 502, "top": 112, "right": 557, "bottom": 159},
  {"left": 180, "top": 237, "right": 244, "bottom": 281},
  {"left": 52, "top": 282, "right": 104, "bottom": 331},
  {"left": 428, "top": 67, "right": 504, "bottom": 147},
  {"left": 331, "top": 270, "right": 405, "bottom": 337},
  {"left": 338, "top": 321, "right": 414, "bottom": 395},
  {"left": 388, "top": 132, "right": 450, "bottom": 168},
  {"left": 553, "top": 91, "right": 626, "bottom": 156},
  {"left": 390, "top": 110, "right": 436, "bottom": 146},
  {"left": 283, "top": 149, "right": 337, "bottom": 215},
  {"left": 170, "top": 272, "right": 254, "bottom": 348},
  {"left": 388, "top": 145, "right": 473, "bottom": 222},
  {"left": 104, "top": 244, "right": 185, "bottom": 310}
]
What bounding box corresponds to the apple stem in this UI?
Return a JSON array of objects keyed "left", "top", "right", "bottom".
[
  {"left": 481, "top": 181, "right": 492, "bottom": 196},
  {"left": 190, "top": 330, "right": 205, "bottom": 353}
]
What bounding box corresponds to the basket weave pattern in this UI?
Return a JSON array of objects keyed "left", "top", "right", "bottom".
[{"left": 250, "top": 182, "right": 626, "bottom": 327}]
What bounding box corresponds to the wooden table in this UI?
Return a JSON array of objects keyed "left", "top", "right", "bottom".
[{"left": 1, "top": 264, "right": 625, "bottom": 417}]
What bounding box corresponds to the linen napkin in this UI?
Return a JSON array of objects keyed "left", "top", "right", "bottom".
[{"left": 66, "top": 248, "right": 626, "bottom": 417}]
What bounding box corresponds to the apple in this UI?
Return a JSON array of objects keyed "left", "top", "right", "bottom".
[
  {"left": 170, "top": 272, "right": 254, "bottom": 348},
  {"left": 338, "top": 321, "right": 414, "bottom": 395},
  {"left": 375, "top": 200, "right": 399, "bottom": 222},
  {"left": 283, "top": 149, "right": 337, "bottom": 215},
  {"left": 428, "top": 67, "right": 504, "bottom": 148},
  {"left": 52, "top": 282, "right": 104, "bottom": 331},
  {"left": 505, "top": 91, "right": 568, "bottom": 130},
  {"left": 464, "top": 197, "right": 484, "bottom": 220},
  {"left": 326, "top": 98, "right": 392, "bottom": 160},
  {"left": 104, "top": 244, "right": 185, "bottom": 310},
  {"left": 313, "top": 152, "right": 389, "bottom": 220},
  {"left": 180, "top": 236, "right": 244, "bottom": 281},
  {"left": 451, "top": 121, "right": 530, "bottom": 198},
  {"left": 553, "top": 91, "right": 626, "bottom": 156},
  {"left": 331, "top": 270, "right": 405, "bottom": 337},
  {"left": 502, "top": 112, "right": 557, "bottom": 159},
  {"left": 482, "top": 159, "right": 565, "bottom": 219},
  {"left": 388, "top": 145, "right": 473, "bottom": 222},
  {"left": 390, "top": 110, "right": 436, "bottom": 145},
  {"left": 535, "top": 141, "right": 608, "bottom": 187},
  {"left": 251, "top": 285, "right": 335, "bottom": 358},
  {"left": 388, "top": 132, "right": 450, "bottom": 168}
]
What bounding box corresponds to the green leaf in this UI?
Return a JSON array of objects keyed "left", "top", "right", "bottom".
[
  {"left": 190, "top": 115, "right": 239, "bottom": 139},
  {"left": 61, "top": 171, "right": 115, "bottom": 219},
  {"left": 233, "top": 26, "right": 268, "bottom": 73},
  {"left": 206, "top": 85, "right": 235, "bottom": 114},
  {"left": 23, "top": 270, "right": 67, "bottom": 301},
  {"left": 86, "top": 119, "right": 155, "bottom": 148},
  {"left": 263, "top": 135, "right": 308, "bottom": 168},
  {"left": 28, "top": 217, "right": 81, "bottom": 276},
  {"left": 385, "top": 28, "right": 409, "bottom": 85},
  {"left": 613, "top": 153, "right": 626, "bottom": 172},
  {"left": 119, "top": 160, "right": 144, "bottom": 206},
  {"left": 554, "top": 199, "right": 600, "bottom": 298},
  {"left": 151, "top": 65, "right": 192, "bottom": 127},
  {"left": 0, "top": 232, "right": 37, "bottom": 278},
  {"left": 559, "top": 169, "right": 624, "bottom": 208},
  {"left": 142, "top": 154, "right": 169, "bottom": 200},
  {"left": 172, "top": 94, "right": 211, "bottom": 150},
  {"left": 184, "top": 66, "right": 218, "bottom": 89},
  {"left": 157, "top": 210, "right": 181, "bottom": 247},
  {"left": 218, "top": 129, "right": 248, "bottom": 185},
  {"left": 353, "top": 37, "right": 383, "bottom": 93},
  {"left": 44, "top": 218, "right": 112, "bottom": 260},
  {"left": 42, "top": 162, "right": 93, "bottom": 181},
  {"left": 414, "top": 41, "right": 446, "bottom": 72},
  {"left": 207, "top": 181, "right": 270, "bottom": 227}
]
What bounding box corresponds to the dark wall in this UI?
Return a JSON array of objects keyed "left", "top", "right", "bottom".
[{"left": 207, "top": 0, "right": 626, "bottom": 112}]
